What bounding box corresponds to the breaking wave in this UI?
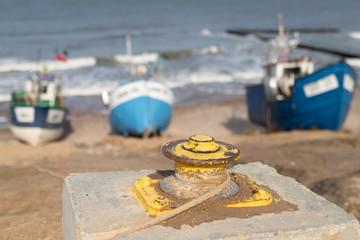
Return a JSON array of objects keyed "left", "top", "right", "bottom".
[{"left": 0, "top": 57, "right": 96, "bottom": 73}]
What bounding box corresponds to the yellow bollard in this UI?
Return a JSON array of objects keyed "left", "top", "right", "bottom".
[
  {"left": 132, "top": 135, "right": 273, "bottom": 216},
  {"left": 160, "top": 135, "right": 240, "bottom": 198}
]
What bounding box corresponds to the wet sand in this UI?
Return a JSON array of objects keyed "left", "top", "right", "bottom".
[{"left": 0, "top": 89, "right": 359, "bottom": 239}]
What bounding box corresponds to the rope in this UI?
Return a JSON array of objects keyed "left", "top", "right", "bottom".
[
  {"left": 31, "top": 165, "right": 66, "bottom": 180},
  {"left": 107, "top": 174, "right": 231, "bottom": 239}
]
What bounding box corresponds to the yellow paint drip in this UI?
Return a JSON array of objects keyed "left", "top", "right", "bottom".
[
  {"left": 132, "top": 176, "right": 173, "bottom": 216},
  {"left": 225, "top": 189, "right": 272, "bottom": 208},
  {"left": 225, "top": 176, "right": 273, "bottom": 208}
]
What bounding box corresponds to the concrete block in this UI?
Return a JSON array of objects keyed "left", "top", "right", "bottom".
[{"left": 62, "top": 162, "right": 360, "bottom": 239}]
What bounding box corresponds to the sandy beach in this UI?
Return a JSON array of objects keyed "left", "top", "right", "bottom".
[{"left": 0, "top": 88, "right": 360, "bottom": 239}]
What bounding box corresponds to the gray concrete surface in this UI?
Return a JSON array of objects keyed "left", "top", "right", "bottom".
[{"left": 62, "top": 162, "right": 360, "bottom": 240}]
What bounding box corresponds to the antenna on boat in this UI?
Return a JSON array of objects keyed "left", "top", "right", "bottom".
[
  {"left": 277, "top": 13, "right": 285, "bottom": 44},
  {"left": 126, "top": 34, "right": 136, "bottom": 76},
  {"left": 36, "top": 48, "right": 42, "bottom": 63},
  {"left": 269, "top": 13, "right": 299, "bottom": 63},
  {"left": 276, "top": 13, "right": 289, "bottom": 60},
  {"left": 36, "top": 48, "right": 42, "bottom": 73},
  {"left": 158, "top": 57, "right": 165, "bottom": 80}
]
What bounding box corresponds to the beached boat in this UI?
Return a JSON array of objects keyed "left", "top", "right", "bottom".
[
  {"left": 103, "top": 35, "right": 173, "bottom": 136},
  {"left": 246, "top": 16, "right": 356, "bottom": 131},
  {"left": 104, "top": 67, "right": 173, "bottom": 136},
  {"left": 10, "top": 72, "right": 67, "bottom": 145}
]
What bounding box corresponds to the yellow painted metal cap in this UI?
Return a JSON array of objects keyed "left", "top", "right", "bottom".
[{"left": 162, "top": 135, "right": 240, "bottom": 165}]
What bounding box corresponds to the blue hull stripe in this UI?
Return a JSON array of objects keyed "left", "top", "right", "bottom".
[{"left": 10, "top": 106, "right": 67, "bottom": 128}]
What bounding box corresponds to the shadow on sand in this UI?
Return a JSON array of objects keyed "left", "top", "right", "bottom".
[
  {"left": 60, "top": 120, "right": 74, "bottom": 141},
  {"left": 222, "top": 116, "right": 265, "bottom": 135}
]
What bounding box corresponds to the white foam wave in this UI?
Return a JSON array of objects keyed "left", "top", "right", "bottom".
[
  {"left": 0, "top": 68, "right": 263, "bottom": 102},
  {"left": 63, "top": 81, "right": 118, "bottom": 97},
  {"left": 187, "top": 72, "right": 233, "bottom": 83},
  {"left": 165, "top": 69, "right": 263, "bottom": 88},
  {"left": 199, "top": 45, "right": 221, "bottom": 55},
  {"left": 165, "top": 72, "right": 229, "bottom": 88},
  {"left": 200, "top": 28, "right": 212, "bottom": 36},
  {"left": 349, "top": 32, "right": 360, "bottom": 39},
  {"left": 0, "top": 52, "right": 162, "bottom": 73},
  {"left": 62, "top": 69, "right": 250, "bottom": 96},
  {"left": 192, "top": 86, "right": 245, "bottom": 95},
  {"left": 0, "top": 57, "right": 96, "bottom": 73},
  {"left": 232, "top": 70, "right": 264, "bottom": 81},
  {"left": 0, "top": 81, "right": 118, "bottom": 102},
  {"left": 0, "top": 94, "right": 10, "bottom": 102},
  {"left": 114, "top": 53, "right": 159, "bottom": 64}
]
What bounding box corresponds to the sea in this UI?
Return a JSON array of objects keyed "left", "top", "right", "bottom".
[{"left": 1, "top": 0, "right": 360, "bottom": 127}]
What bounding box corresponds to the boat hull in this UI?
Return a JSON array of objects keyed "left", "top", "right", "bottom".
[
  {"left": 10, "top": 125, "right": 65, "bottom": 146},
  {"left": 10, "top": 106, "right": 67, "bottom": 145},
  {"left": 246, "top": 61, "right": 356, "bottom": 131},
  {"left": 109, "top": 79, "right": 173, "bottom": 136}
]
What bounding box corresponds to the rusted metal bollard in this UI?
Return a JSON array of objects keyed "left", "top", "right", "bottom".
[
  {"left": 132, "top": 135, "right": 272, "bottom": 216},
  {"left": 160, "top": 135, "right": 240, "bottom": 199}
]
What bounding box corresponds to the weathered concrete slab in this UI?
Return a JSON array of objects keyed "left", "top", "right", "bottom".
[{"left": 62, "top": 162, "right": 360, "bottom": 240}]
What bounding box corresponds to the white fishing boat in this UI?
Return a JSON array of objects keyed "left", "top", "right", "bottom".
[{"left": 10, "top": 71, "right": 67, "bottom": 145}]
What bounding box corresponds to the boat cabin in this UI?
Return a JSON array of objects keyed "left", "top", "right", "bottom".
[
  {"left": 11, "top": 72, "right": 64, "bottom": 107},
  {"left": 25, "top": 73, "right": 64, "bottom": 107},
  {"left": 264, "top": 56, "right": 314, "bottom": 101}
]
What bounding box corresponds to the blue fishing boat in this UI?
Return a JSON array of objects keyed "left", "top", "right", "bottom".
[
  {"left": 104, "top": 66, "right": 174, "bottom": 136},
  {"left": 246, "top": 15, "right": 356, "bottom": 131},
  {"left": 247, "top": 61, "right": 356, "bottom": 130},
  {"left": 10, "top": 72, "right": 67, "bottom": 145}
]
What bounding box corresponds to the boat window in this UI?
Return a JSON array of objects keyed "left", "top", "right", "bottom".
[
  {"left": 285, "top": 67, "right": 300, "bottom": 75},
  {"left": 266, "top": 67, "right": 272, "bottom": 76},
  {"left": 40, "top": 83, "right": 48, "bottom": 93}
]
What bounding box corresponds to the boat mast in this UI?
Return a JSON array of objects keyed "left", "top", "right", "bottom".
[
  {"left": 278, "top": 13, "right": 285, "bottom": 46},
  {"left": 126, "top": 34, "right": 136, "bottom": 76},
  {"left": 277, "top": 13, "right": 289, "bottom": 61}
]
